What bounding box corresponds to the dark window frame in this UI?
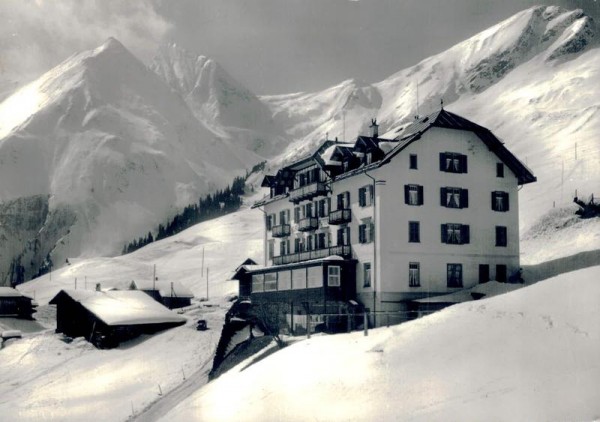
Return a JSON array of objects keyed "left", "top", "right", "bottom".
[
  {"left": 440, "top": 152, "right": 468, "bottom": 174},
  {"left": 496, "top": 163, "right": 504, "bottom": 178},
  {"left": 495, "top": 226, "right": 507, "bottom": 247},
  {"left": 408, "top": 221, "right": 420, "bottom": 243},
  {"left": 363, "top": 263, "right": 371, "bottom": 287},
  {"left": 440, "top": 187, "right": 469, "bottom": 209},
  {"left": 441, "top": 223, "right": 470, "bottom": 245},
  {"left": 492, "top": 191, "right": 510, "bottom": 212},
  {"left": 409, "top": 154, "right": 418, "bottom": 170},
  {"left": 409, "top": 262, "right": 420, "bottom": 287},
  {"left": 404, "top": 184, "right": 424, "bottom": 206},
  {"left": 447, "top": 263, "right": 463, "bottom": 287}
]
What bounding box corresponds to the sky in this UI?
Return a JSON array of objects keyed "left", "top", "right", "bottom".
[{"left": 0, "top": 0, "right": 599, "bottom": 96}]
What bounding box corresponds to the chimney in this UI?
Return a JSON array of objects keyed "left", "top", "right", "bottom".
[{"left": 369, "top": 118, "right": 379, "bottom": 138}]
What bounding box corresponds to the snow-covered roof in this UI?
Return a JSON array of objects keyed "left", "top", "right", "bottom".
[
  {"left": 0, "top": 287, "right": 30, "bottom": 299},
  {"left": 50, "top": 290, "right": 186, "bottom": 326}
]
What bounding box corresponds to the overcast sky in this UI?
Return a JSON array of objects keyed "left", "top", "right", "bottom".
[{"left": 1, "top": 0, "right": 598, "bottom": 95}]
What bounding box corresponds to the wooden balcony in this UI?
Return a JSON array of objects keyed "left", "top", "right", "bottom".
[
  {"left": 297, "top": 217, "right": 318, "bottom": 232},
  {"left": 289, "top": 182, "right": 327, "bottom": 203},
  {"left": 328, "top": 209, "right": 351, "bottom": 225},
  {"left": 272, "top": 245, "right": 352, "bottom": 265},
  {"left": 272, "top": 224, "right": 291, "bottom": 238}
]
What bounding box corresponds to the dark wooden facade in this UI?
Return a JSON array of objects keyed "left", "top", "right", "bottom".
[{"left": 0, "top": 289, "right": 36, "bottom": 319}]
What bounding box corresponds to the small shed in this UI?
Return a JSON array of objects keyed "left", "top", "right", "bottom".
[
  {"left": 0, "top": 287, "right": 36, "bottom": 319},
  {"left": 129, "top": 280, "right": 194, "bottom": 309},
  {"left": 49, "top": 289, "right": 186, "bottom": 348}
]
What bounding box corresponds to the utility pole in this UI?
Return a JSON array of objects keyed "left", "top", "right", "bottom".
[
  {"left": 206, "top": 267, "right": 209, "bottom": 300},
  {"left": 201, "top": 247, "right": 205, "bottom": 278},
  {"left": 153, "top": 264, "right": 156, "bottom": 291}
]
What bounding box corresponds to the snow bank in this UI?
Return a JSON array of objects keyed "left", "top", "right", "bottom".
[{"left": 162, "top": 266, "right": 600, "bottom": 422}]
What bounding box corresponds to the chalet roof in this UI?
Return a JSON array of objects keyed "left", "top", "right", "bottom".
[
  {"left": 0, "top": 287, "right": 31, "bottom": 299},
  {"left": 49, "top": 290, "right": 186, "bottom": 326},
  {"left": 261, "top": 175, "right": 276, "bottom": 187},
  {"left": 388, "top": 109, "right": 536, "bottom": 185}
]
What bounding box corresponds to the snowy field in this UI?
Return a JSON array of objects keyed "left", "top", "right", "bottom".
[
  {"left": 161, "top": 265, "right": 600, "bottom": 422},
  {"left": 3, "top": 197, "right": 598, "bottom": 421}
]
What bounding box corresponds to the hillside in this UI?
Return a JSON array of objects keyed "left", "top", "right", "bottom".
[{"left": 160, "top": 265, "right": 600, "bottom": 422}]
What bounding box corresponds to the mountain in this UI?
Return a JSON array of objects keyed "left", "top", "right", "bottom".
[
  {"left": 260, "top": 5, "right": 600, "bottom": 229},
  {"left": 0, "top": 38, "right": 247, "bottom": 282},
  {"left": 151, "top": 43, "right": 288, "bottom": 158}
]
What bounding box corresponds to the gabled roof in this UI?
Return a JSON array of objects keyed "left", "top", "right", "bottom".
[
  {"left": 387, "top": 109, "right": 536, "bottom": 185},
  {"left": 0, "top": 287, "right": 32, "bottom": 299},
  {"left": 129, "top": 280, "right": 194, "bottom": 298},
  {"left": 49, "top": 290, "right": 186, "bottom": 326}
]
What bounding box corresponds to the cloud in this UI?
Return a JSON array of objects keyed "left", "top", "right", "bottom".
[{"left": 0, "top": 0, "right": 170, "bottom": 91}]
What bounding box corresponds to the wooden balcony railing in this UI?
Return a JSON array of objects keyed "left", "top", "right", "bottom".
[
  {"left": 328, "top": 209, "right": 351, "bottom": 225},
  {"left": 272, "top": 224, "right": 291, "bottom": 238},
  {"left": 273, "top": 245, "right": 352, "bottom": 265},
  {"left": 289, "top": 182, "right": 327, "bottom": 203},
  {"left": 298, "top": 217, "right": 318, "bottom": 232}
]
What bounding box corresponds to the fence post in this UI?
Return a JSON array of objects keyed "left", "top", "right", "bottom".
[
  {"left": 307, "top": 312, "right": 311, "bottom": 339},
  {"left": 386, "top": 313, "right": 389, "bottom": 327},
  {"left": 364, "top": 312, "right": 368, "bottom": 336}
]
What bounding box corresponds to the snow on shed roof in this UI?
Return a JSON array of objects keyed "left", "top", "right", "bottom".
[
  {"left": 50, "top": 289, "right": 186, "bottom": 326},
  {"left": 0, "top": 287, "right": 31, "bottom": 298}
]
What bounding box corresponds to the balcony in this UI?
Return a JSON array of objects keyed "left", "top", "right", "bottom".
[
  {"left": 289, "top": 182, "right": 327, "bottom": 203},
  {"left": 328, "top": 209, "right": 351, "bottom": 225},
  {"left": 297, "top": 217, "right": 318, "bottom": 232},
  {"left": 272, "top": 224, "right": 291, "bottom": 238},
  {"left": 273, "top": 245, "right": 352, "bottom": 265}
]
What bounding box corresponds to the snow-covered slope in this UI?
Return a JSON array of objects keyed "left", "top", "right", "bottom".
[
  {"left": 260, "top": 5, "right": 599, "bottom": 230},
  {"left": 160, "top": 265, "right": 600, "bottom": 422},
  {"left": 0, "top": 38, "right": 248, "bottom": 278},
  {"left": 151, "top": 44, "right": 288, "bottom": 158}
]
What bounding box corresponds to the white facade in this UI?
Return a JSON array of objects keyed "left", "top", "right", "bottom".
[{"left": 255, "top": 110, "right": 534, "bottom": 318}]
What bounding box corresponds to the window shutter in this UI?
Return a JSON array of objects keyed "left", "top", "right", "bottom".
[
  {"left": 337, "top": 193, "right": 343, "bottom": 210},
  {"left": 345, "top": 227, "right": 351, "bottom": 245},
  {"left": 440, "top": 187, "right": 446, "bottom": 206},
  {"left": 337, "top": 229, "right": 344, "bottom": 246},
  {"left": 460, "top": 154, "right": 468, "bottom": 173},
  {"left": 294, "top": 207, "right": 300, "bottom": 223},
  {"left": 345, "top": 192, "right": 350, "bottom": 208},
  {"left": 368, "top": 185, "right": 374, "bottom": 204},
  {"left": 359, "top": 225, "right": 365, "bottom": 243},
  {"left": 370, "top": 222, "right": 375, "bottom": 242},
  {"left": 491, "top": 192, "right": 496, "bottom": 211},
  {"left": 359, "top": 187, "right": 366, "bottom": 207},
  {"left": 461, "top": 189, "right": 469, "bottom": 208},
  {"left": 439, "top": 152, "right": 446, "bottom": 171},
  {"left": 280, "top": 241, "right": 285, "bottom": 255},
  {"left": 326, "top": 198, "right": 331, "bottom": 215},
  {"left": 504, "top": 192, "right": 510, "bottom": 211},
  {"left": 441, "top": 224, "right": 448, "bottom": 243},
  {"left": 461, "top": 225, "right": 470, "bottom": 244},
  {"left": 418, "top": 185, "right": 424, "bottom": 205},
  {"left": 404, "top": 185, "right": 410, "bottom": 204}
]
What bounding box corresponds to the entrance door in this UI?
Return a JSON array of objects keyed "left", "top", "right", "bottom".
[
  {"left": 496, "top": 264, "right": 507, "bottom": 283},
  {"left": 478, "top": 265, "right": 489, "bottom": 284}
]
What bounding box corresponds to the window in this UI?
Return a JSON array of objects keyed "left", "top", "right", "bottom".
[
  {"left": 294, "top": 207, "right": 301, "bottom": 223},
  {"left": 496, "top": 226, "right": 507, "bottom": 247},
  {"left": 279, "top": 239, "right": 290, "bottom": 255},
  {"left": 409, "top": 154, "right": 418, "bottom": 169},
  {"left": 337, "top": 227, "right": 351, "bottom": 246},
  {"left": 447, "top": 263, "right": 463, "bottom": 287},
  {"left": 440, "top": 152, "right": 467, "bottom": 173},
  {"left": 492, "top": 191, "right": 510, "bottom": 212},
  {"left": 292, "top": 268, "right": 306, "bottom": 290},
  {"left": 408, "top": 221, "right": 420, "bottom": 243},
  {"left": 279, "top": 209, "right": 290, "bottom": 225},
  {"left": 268, "top": 240, "right": 275, "bottom": 259},
  {"left": 252, "top": 274, "right": 264, "bottom": 293},
  {"left": 496, "top": 163, "right": 504, "bottom": 178},
  {"left": 306, "top": 234, "right": 314, "bottom": 251},
  {"left": 337, "top": 191, "right": 350, "bottom": 210},
  {"left": 328, "top": 266, "right": 341, "bottom": 287},
  {"left": 317, "top": 232, "right": 327, "bottom": 249},
  {"left": 307, "top": 266, "right": 322, "bottom": 288},
  {"left": 363, "top": 263, "right": 371, "bottom": 287},
  {"left": 264, "top": 273, "right": 277, "bottom": 291},
  {"left": 305, "top": 202, "right": 313, "bottom": 218},
  {"left": 441, "top": 223, "right": 470, "bottom": 245},
  {"left": 278, "top": 270, "right": 291, "bottom": 290},
  {"left": 359, "top": 221, "right": 374, "bottom": 244},
  {"left": 359, "top": 185, "right": 374, "bottom": 207},
  {"left": 318, "top": 199, "right": 327, "bottom": 217},
  {"left": 409, "top": 262, "right": 420, "bottom": 287},
  {"left": 496, "top": 265, "right": 507, "bottom": 283},
  {"left": 440, "top": 187, "right": 468, "bottom": 209},
  {"left": 294, "top": 237, "right": 303, "bottom": 253},
  {"left": 404, "top": 184, "right": 424, "bottom": 205},
  {"left": 266, "top": 214, "right": 275, "bottom": 230},
  {"left": 479, "top": 264, "right": 489, "bottom": 284}
]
